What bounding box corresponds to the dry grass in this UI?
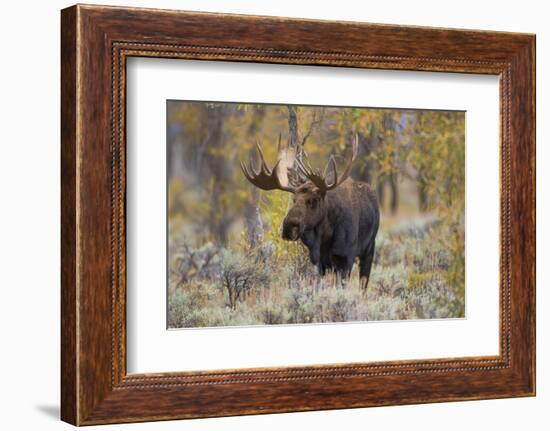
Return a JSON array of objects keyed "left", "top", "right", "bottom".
[{"left": 167, "top": 215, "right": 464, "bottom": 328}]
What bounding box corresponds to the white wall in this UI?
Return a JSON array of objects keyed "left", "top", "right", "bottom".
[{"left": 0, "top": 0, "right": 546, "bottom": 429}]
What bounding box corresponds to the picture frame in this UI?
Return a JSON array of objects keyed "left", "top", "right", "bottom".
[{"left": 61, "top": 4, "right": 535, "bottom": 425}]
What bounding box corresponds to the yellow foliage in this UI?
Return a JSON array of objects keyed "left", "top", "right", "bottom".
[
  {"left": 408, "top": 271, "right": 433, "bottom": 290},
  {"left": 260, "top": 190, "right": 306, "bottom": 265}
]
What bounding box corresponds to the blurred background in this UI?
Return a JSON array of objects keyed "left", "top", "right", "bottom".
[{"left": 167, "top": 101, "right": 465, "bottom": 328}]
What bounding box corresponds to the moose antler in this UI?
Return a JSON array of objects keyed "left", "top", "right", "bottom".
[
  {"left": 296, "top": 134, "right": 358, "bottom": 193},
  {"left": 240, "top": 136, "right": 296, "bottom": 193}
]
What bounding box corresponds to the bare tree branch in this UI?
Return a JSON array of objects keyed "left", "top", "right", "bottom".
[{"left": 300, "top": 108, "right": 326, "bottom": 149}]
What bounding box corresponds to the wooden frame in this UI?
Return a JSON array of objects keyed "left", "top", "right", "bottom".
[{"left": 61, "top": 4, "right": 535, "bottom": 425}]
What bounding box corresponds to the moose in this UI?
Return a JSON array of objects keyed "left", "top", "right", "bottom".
[{"left": 241, "top": 135, "right": 380, "bottom": 289}]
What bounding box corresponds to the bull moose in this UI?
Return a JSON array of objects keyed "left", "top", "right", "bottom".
[{"left": 241, "top": 135, "right": 380, "bottom": 289}]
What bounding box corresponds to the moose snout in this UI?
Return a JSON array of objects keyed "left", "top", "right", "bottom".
[{"left": 282, "top": 216, "right": 303, "bottom": 241}]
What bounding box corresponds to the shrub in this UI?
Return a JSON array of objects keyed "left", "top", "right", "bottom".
[
  {"left": 256, "top": 299, "right": 291, "bottom": 324},
  {"left": 324, "top": 289, "right": 361, "bottom": 322},
  {"left": 167, "top": 282, "right": 220, "bottom": 328},
  {"left": 167, "top": 214, "right": 465, "bottom": 328},
  {"left": 219, "top": 249, "right": 271, "bottom": 309},
  {"left": 170, "top": 242, "right": 222, "bottom": 289},
  {"left": 408, "top": 271, "right": 435, "bottom": 291},
  {"left": 285, "top": 287, "right": 316, "bottom": 324}
]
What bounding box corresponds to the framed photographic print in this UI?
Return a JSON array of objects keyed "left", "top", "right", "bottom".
[{"left": 61, "top": 4, "right": 535, "bottom": 425}]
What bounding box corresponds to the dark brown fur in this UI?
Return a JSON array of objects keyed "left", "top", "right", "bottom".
[{"left": 282, "top": 178, "right": 379, "bottom": 287}]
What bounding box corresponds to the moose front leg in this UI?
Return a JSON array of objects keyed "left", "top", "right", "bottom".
[
  {"left": 300, "top": 230, "right": 322, "bottom": 273},
  {"left": 330, "top": 223, "right": 354, "bottom": 280},
  {"left": 308, "top": 245, "right": 321, "bottom": 268},
  {"left": 331, "top": 254, "right": 354, "bottom": 280}
]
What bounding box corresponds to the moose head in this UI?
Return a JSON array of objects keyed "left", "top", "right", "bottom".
[{"left": 241, "top": 136, "right": 358, "bottom": 242}]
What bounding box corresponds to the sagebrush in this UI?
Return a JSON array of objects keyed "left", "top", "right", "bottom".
[{"left": 168, "top": 215, "right": 464, "bottom": 328}]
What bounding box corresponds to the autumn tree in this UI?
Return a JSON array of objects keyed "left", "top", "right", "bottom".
[
  {"left": 243, "top": 106, "right": 266, "bottom": 248},
  {"left": 167, "top": 101, "right": 464, "bottom": 251}
]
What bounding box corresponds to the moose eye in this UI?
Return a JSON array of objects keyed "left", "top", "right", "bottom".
[{"left": 306, "top": 199, "right": 317, "bottom": 209}]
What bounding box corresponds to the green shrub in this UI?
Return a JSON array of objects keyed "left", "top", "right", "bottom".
[
  {"left": 168, "top": 215, "right": 465, "bottom": 328},
  {"left": 315, "top": 288, "right": 364, "bottom": 322},
  {"left": 284, "top": 287, "right": 317, "bottom": 324},
  {"left": 167, "top": 282, "right": 220, "bottom": 328},
  {"left": 256, "top": 299, "right": 291, "bottom": 325}
]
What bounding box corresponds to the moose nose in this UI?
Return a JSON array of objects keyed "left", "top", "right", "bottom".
[{"left": 282, "top": 219, "right": 302, "bottom": 241}]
